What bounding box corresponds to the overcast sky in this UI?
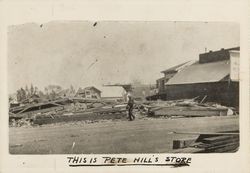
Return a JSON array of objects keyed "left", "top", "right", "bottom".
[{"left": 8, "top": 21, "right": 239, "bottom": 93}]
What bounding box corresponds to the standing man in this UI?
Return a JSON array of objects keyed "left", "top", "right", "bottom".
[{"left": 127, "top": 95, "right": 135, "bottom": 121}]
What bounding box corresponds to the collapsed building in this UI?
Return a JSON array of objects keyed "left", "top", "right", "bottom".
[{"left": 148, "top": 47, "right": 240, "bottom": 108}]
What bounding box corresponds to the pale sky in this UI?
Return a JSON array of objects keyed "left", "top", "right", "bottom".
[{"left": 8, "top": 21, "right": 239, "bottom": 93}]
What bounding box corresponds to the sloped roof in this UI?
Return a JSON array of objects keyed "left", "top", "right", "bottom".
[
  {"left": 83, "top": 86, "right": 101, "bottom": 93},
  {"left": 166, "top": 60, "right": 230, "bottom": 85},
  {"left": 75, "top": 86, "right": 101, "bottom": 95},
  {"left": 161, "top": 61, "right": 191, "bottom": 74}
]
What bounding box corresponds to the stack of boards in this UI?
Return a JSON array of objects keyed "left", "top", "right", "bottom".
[{"left": 173, "top": 133, "right": 239, "bottom": 153}]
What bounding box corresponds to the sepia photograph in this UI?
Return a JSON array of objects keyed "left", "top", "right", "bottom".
[{"left": 8, "top": 21, "right": 240, "bottom": 155}]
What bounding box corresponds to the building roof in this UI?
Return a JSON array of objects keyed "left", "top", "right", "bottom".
[
  {"left": 84, "top": 86, "right": 101, "bottom": 92},
  {"left": 166, "top": 60, "right": 230, "bottom": 85},
  {"left": 75, "top": 86, "right": 101, "bottom": 96},
  {"left": 161, "top": 61, "right": 192, "bottom": 74},
  {"left": 157, "top": 73, "right": 176, "bottom": 81}
]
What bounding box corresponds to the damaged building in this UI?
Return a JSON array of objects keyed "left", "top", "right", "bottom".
[
  {"left": 148, "top": 47, "right": 240, "bottom": 108},
  {"left": 75, "top": 86, "right": 102, "bottom": 99}
]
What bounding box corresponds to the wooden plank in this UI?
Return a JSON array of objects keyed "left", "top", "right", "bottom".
[
  {"left": 197, "top": 139, "right": 239, "bottom": 149},
  {"left": 214, "top": 146, "right": 239, "bottom": 153},
  {"left": 201, "top": 135, "right": 236, "bottom": 143},
  {"left": 172, "top": 147, "right": 205, "bottom": 153},
  {"left": 171, "top": 131, "right": 239, "bottom": 135},
  {"left": 206, "top": 142, "right": 239, "bottom": 152},
  {"left": 149, "top": 108, "right": 225, "bottom": 117}
]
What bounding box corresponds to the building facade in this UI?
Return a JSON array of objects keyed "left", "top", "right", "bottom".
[{"left": 148, "top": 47, "right": 240, "bottom": 108}]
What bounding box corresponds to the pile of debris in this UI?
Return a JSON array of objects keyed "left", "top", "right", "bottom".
[
  {"left": 9, "top": 118, "right": 33, "bottom": 127},
  {"left": 9, "top": 97, "right": 128, "bottom": 126},
  {"left": 9, "top": 96, "right": 237, "bottom": 126},
  {"left": 138, "top": 98, "right": 236, "bottom": 118}
]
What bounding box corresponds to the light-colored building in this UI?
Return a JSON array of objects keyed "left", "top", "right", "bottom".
[{"left": 100, "top": 86, "right": 126, "bottom": 102}]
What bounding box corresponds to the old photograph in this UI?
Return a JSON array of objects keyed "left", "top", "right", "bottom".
[{"left": 8, "top": 21, "right": 240, "bottom": 154}]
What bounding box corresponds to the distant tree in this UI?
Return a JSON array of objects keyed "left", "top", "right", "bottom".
[
  {"left": 25, "top": 85, "right": 30, "bottom": 98},
  {"left": 38, "top": 90, "right": 45, "bottom": 98},
  {"left": 16, "top": 87, "right": 26, "bottom": 102},
  {"left": 43, "top": 85, "right": 63, "bottom": 100},
  {"left": 46, "top": 85, "right": 62, "bottom": 93},
  {"left": 50, "top": 90, "right": 57, "bottom": 100},
  {"left": 9, "top": 95, "right": 14, "bottom": 103},
  {"left": 70, "top": 85, "right": 75, "bottom": 95},
  {"left": 30, "top": 84, "right": 34, "bottom": 95},
  {"left": 21, "top": 88, "right": 26, "bottom": 100},
  {"left": 131, "top": 78, "right": 143, "bottom": 86},
  {"left": 44, "top": 87, "right": 48, "bottom": 95},
  {"left": 34, "top": 86, "right": 38, "bottom": 95},
  {"left": 16, "top": 90, "right": 22, "bottom": 102}
]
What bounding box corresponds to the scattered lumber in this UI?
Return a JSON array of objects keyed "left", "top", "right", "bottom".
[
  {"left": 148, "top": 107, "right": 228, "bottom": 117},
  {"left": 170, "top": 131, "right": 239, "bottom": 135},
  {"left": 200, "top": 95, "right": 207, "bottom": 104},
  {"left": 144, "top": 98, "right": 233, "bottom": 118},
  {"left": 32, "top": 111, "right": 127, "bottom": 125},
  {"left": 172, "top": 131, "right": 239, "bottom": 153},
  {"left": 9, "top": 96, "right": 128, "bottom": 126},
  {"left": 9, "top": 97, "right": 237, "bottom": 126},
  {"left": 172, "top": 147, "right": 205, "bottom": 153}
]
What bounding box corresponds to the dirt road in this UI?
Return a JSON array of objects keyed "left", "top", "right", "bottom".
[{"left": 9, "top": 116, "right": 239, "bottom": 154}]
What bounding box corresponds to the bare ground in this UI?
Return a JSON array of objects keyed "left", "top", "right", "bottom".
[{"left": 9, "top": 115, "right": 239, "bottom": 154}]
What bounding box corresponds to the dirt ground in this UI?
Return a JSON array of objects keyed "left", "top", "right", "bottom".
[{"left": 9, "top": 115, "right": 239, "bottom": 154}]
